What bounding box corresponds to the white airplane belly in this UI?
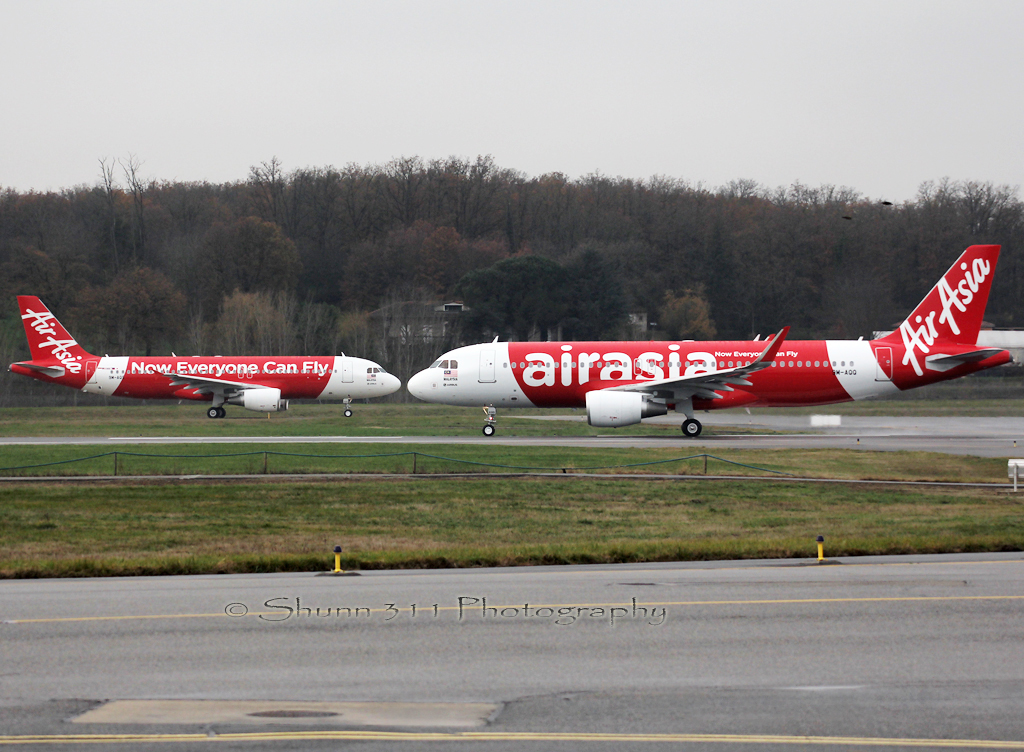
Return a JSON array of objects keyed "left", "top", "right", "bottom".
[{"left": 825, "top": 341, "right": 898, "bottom": 400}]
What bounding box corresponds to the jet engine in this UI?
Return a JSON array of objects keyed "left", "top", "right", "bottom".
[
  {"left": 229, "top": 387, "right": 289, "bottom": 413},
  {"left": 585, "top": 391, "right": 667, "bottom": 427}
]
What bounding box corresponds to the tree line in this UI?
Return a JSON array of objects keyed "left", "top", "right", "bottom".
[{"left": 1, "top": 154, "right": 1021, "bottom": 404}]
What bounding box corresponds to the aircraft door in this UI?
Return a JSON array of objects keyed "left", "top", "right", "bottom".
[
  {"left": 342, "top": 358, "right": 353, "bottom": 383},
  {"left": 874, "top": 346, "right": 893, "bottom": 381},
  {"left": 479, "top": 350, "right": 496, "bottom": 383},
  {"left": 85, "top": 360, "right": 97, "bottom": 382}
]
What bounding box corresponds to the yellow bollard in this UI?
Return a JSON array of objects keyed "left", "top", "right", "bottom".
[
  {"left": 316, "top": 544, "right": 360, "bottom": 577},
  {"left": 816, "top": 535, "right": 825, "bottom": 562}
]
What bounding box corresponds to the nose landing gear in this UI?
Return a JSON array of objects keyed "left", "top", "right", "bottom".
[
  {"left": 343, "top": 398, "right": 353, "bottom": 418},
  {"left": 482, "top": 406, "right": 497, "bottom": 436}
]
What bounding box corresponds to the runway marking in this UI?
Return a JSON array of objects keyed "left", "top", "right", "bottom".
[
  {"left": 3, "top": 730, "right": 1024, "bottom": 747},
  {"left": 5, "top": 594, "right": 1024, "bottom": 625}
]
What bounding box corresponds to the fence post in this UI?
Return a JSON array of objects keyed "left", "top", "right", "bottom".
[
  {"left": 703, "top": 454, "right": 708, "bottom": 475},
  {"left": 413, "top": 453, "right": 417, "bottom": 474},
  {"left": 264, "top": 452, "right": 268, "bottom": 475},
  {"left": 113, "top": 452, "right": 118, "bottom": 477}
]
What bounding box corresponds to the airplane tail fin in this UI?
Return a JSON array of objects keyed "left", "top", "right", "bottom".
[
  {"left": 879, "top": 245, "right": 1000, "bottom": 348},
  {"left": 15, "top": 296, "right": 93, "bottom": 376}
]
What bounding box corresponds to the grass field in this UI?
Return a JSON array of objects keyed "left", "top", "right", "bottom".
[
  {"left": 2, "top": 476, "right": 1021, "bottom": 578},
  {"left": 0, "top": 401, "right": 1021, "bottom": 578},
  {"left": 0, "top": 442, "right": 1013, "bottom": 483}
]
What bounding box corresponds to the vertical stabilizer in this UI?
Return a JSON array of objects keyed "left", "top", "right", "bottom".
[
  {"left": 16, "top": 296, "right": 93, "bottom": 376},
  {"left": 878, "top": 245, "right": 1000, "bottom": 376}
]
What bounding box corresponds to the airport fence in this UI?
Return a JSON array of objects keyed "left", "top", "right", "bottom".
[{"left": 0, "top": 450, "right": 793, "bottom": 478}]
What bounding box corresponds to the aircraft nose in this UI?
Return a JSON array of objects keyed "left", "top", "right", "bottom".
[
  {"left": 383, "top": 373, "right": 402, "bottom": 395},
  {"left": 407, "top": 369, "right": 434, "bottom": 402}
]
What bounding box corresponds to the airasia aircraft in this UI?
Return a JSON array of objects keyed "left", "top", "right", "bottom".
[
  {"left": 10, "top": 296, "right": 401, "bottom": 417},
  {"left": 408, "top": 245, "right": 1011, "bottom": 436}
]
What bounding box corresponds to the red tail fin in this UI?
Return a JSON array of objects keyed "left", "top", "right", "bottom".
[
  {"left": 879, "top": 245, "right": 1000, "bottom": 375},
  {"left": 16, "top": 296, "right": 93, "bottom": 376}
]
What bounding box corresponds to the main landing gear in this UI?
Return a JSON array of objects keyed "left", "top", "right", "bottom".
[
  {"left": 482, "top": 406, "right": 497, "bottom": 436},
  {"left": 207, "top": 406, "right": 226, "bottom": 419},
  {"left": 343, "top": 398, "right": 353, "bottom": 418},
  {"left": 682, "top": 418, "right": 702, "bottom": 437}
]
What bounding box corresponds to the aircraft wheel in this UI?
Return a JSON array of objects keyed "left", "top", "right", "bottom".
[
  {"left": 482, "top": 424, "right": 496, "bottom": 437},
  {"left": 682, "top": 418, "right": 702, "bottom": 438},
  {"left": 344, "top": 409, "right": 353, "bottom": 418},
  {"left": 217, "top": 406, "right": 227, "bottom": 419},
  {"left": 207, "top": 407, "right": 220, "bottom": 419}
]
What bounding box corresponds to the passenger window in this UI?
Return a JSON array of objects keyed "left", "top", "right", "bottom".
[{"left": 815, "top": 361, "right": 820, "bottom": 367}]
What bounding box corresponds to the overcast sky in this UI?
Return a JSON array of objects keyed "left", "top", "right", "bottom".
[{"left": 2, "top": 1, "right": 1021, "bottom": 201}]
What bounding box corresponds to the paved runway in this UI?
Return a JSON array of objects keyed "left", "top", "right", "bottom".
[
  {"left": 1, "top": 415, "right": 1021, "bottom": 456},
  {"left": 3, "top": 554, "right": 1024, "bottom": 749}
]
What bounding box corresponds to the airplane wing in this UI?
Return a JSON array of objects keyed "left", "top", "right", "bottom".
[
  {"left": 603, "top": 327, "right": 790, "bottom": 402},
  {"left": 163, "top": 372, "right": 275, "bottom": 397},
  {"left": 925, "top": 348, "right": 1006, "bottom": 372}
]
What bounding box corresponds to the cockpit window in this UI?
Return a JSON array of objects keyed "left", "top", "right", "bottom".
[
  {"left": 449, "top": 360, "right": 458, "bottom": 369},
  {"left": 439, "top": 360, "right": 450, "bottom": 369},
  {"left": 430, "top": 359, "right": 443, "bottom": 368}
]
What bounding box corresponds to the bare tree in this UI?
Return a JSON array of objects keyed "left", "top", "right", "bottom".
[
  {"left": 98, "top": 157, "right": 119, "bottom": 273},
  {"left": 120, "top": 154, "right": 146, "bottom": 265}
]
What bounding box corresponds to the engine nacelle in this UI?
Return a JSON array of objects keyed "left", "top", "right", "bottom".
[
  {"left": 230, "top": 387, "right": 289, "bottom": 413},
  {"left": 585, "top": 391, "right": 667, "bottom": 427}
]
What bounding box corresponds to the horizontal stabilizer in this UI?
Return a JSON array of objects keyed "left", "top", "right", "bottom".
[
  {"left": 925, "top": 349, "right": 1006, "bottom": 372},
  {"left": 11, "top": 361, "right": 65, "bottom": 378}
]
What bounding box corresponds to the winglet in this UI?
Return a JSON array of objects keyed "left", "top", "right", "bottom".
[{"left": 753, "top": 326, "right": 789, "bottom": 368}]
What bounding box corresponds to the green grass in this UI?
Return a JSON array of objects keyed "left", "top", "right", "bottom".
[
  {"left": 0, "top": 443, "right": 1011, "bottom": 482},
  {"left": 2, "top": 477, "right": 1022, "bottom": 578},
  {"left": 0, "top": 399, "right": 1020, "bottom": 579}
]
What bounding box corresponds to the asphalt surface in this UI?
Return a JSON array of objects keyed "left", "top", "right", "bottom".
[
  {"left": 2, "top": 414, "right": 1022, "bottom": 456},
  {"left": 3, "top": 554, "right": 1024, "bottom": 749}
]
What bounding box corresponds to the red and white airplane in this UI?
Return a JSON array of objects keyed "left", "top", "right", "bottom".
[
  {"left": 408, "top": 245, "right": 1012, "bottom": 436},
  {"left": 9, "top": 296, "right": 401, "bottom": 417}
]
